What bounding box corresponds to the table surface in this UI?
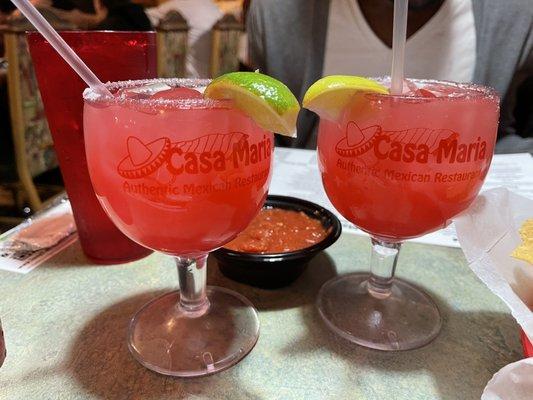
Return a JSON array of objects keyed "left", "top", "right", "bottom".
[{"left": 0, "top": 233, "right": 523, "bottom": 400}]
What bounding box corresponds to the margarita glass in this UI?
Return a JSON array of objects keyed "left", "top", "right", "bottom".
[
  {"left": 316, "top": 78, "right": 499, "bottom": 350},
  {"left": 84, "top": 78, "right": 273, "bottom": 376}
]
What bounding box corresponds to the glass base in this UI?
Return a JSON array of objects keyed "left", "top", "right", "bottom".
[
  {"left": 128, "top": 286, "right": 259, "bottom": 377},
  {"left": 317, "top": 273, "right": 441, "bottom": 351}
]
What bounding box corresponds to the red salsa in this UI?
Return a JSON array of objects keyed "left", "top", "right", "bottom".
[{"left": 224, "top": 208, "right": 329, "bottom": 254}]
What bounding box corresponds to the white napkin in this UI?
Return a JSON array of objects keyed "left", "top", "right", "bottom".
[
  {"left": 454, "top": 187, "right": 533, "bottom": 342},
  {"left": 454, "top": 188, "right": 533, "bottom": 399},
  {"left": 481, "top": 359, "right": 533, "bottom": 400}
]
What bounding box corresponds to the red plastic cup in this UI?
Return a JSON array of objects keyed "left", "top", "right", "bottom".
[{"left": 27, "top": 31, "right": 155, "bottom": 264}]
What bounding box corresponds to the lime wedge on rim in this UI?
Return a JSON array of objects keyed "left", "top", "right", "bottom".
[
  {"left": 303, "top": 76, "right": 388, "bottom": 121},
  {"left": 204, "top": 72, "right": 300, "bottom": 137}
]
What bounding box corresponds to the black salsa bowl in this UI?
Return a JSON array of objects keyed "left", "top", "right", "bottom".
[{"left": 212, "top": 195, "right": 342, "bottom": 289}]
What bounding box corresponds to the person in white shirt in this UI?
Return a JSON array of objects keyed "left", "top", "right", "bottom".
[
  {"left": 324, "top": 0, "right": 475, "bottom": 83},
  {"left": 146, "top": 0, "right": 223, "bottom": 78},
  {"left": 247, "top": 0, "right": 533, "bottom": 152}
]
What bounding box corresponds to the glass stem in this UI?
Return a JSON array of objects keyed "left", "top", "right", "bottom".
[
  {"left": 175, "top": 253, "right": 209, "bottom": 316},
  {"left": 367, "top": 238, "right": 401, "bottom": 299}
]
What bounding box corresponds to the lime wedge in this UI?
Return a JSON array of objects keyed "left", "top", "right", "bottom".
[
  {"left": 303, "top": 76, "right": 388, "bottom": 121},
  {"left": 204, "top": 72, "right": 300, "bottom": 137}
]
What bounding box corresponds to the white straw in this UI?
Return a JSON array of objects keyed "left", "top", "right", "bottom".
[
  {"left": 390, "top": 0, "right": 409, "bottom": 95},
  {"left": 10, "top": 0, "right": 113, "bottom": 97}
]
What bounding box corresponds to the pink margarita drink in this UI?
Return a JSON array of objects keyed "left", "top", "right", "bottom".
[
  {"left": 314, "top": 78, "right": 500, "bottom": 352},
  {"left": 318, "top": 79, "right": 499, "bottom": 241},
  {"left": 84, "top": 79, "right": 273, "bottom": 255}
]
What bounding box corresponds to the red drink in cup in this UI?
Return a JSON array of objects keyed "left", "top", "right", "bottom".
[
  {"left": 83, "top": 78, "right": 275, "bottom": 377},
  {"left": 85, "top": 86, "right": 272, "bottom": 253},
  {"left": 319, "top": 80, "right": 498, "bottom": 240},
  {"left": 306, "top": 76, "right": 499, "bottom": 351},
  {"left": 28, "top": 31, "right": 155, "bottom": 263}
]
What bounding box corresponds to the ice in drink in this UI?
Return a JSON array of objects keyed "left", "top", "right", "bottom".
[{"left": 84, "top": 83, "right": 274, "bottom": 255}]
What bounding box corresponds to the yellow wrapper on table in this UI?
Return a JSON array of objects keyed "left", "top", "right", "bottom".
[{"left": 511, "top": 219, "right": 533, "bottom": 264}]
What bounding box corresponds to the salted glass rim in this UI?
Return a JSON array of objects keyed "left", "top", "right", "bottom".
[
  {"left": 83, "top": 78, "right": 231, "bottom": 109},
  {"left": 369, "top": 77, "right": 499, "bottom": 102}
]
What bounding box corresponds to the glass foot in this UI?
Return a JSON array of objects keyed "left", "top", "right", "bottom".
[
  {"left": 128, "top": 286, "right": 259, "bottom": 377},
  {"left": 317, "top": 273, "right": 441, "bottom": 351}
]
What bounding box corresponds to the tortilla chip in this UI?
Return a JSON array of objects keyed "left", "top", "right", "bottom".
[{"left": 511, "top": 218, "right": 533, "bottom": 264}]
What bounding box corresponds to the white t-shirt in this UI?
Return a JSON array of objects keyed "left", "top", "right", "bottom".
[
  {"left": 323, "top": 0, "right": 476, "bottom": 82},
  {"left": 146, "top": 0, "right": 223, "bottom": 78}
]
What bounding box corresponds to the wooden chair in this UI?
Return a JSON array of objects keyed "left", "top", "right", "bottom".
[
  {"left": 1, "top": 12, "right": 72, "bottom": 216},
  {"left": 210, "top": 14, "right": 243, "bottom": 78},
  {"left": 156, "top": 10, "right": 188, "bottom": 79}
]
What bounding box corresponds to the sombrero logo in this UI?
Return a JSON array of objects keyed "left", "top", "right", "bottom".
[
  {"left": 336, "top": 122, "right": 487, "bottom": 164},
  {"left": 118, "top": 137, "right": 172, "bottom": 179},
  {"left": 117, "top": 132, "right": 272, "bottom": 206},
  {"left": 118, "top": 132, "right": 271, "bottom": 178}
]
